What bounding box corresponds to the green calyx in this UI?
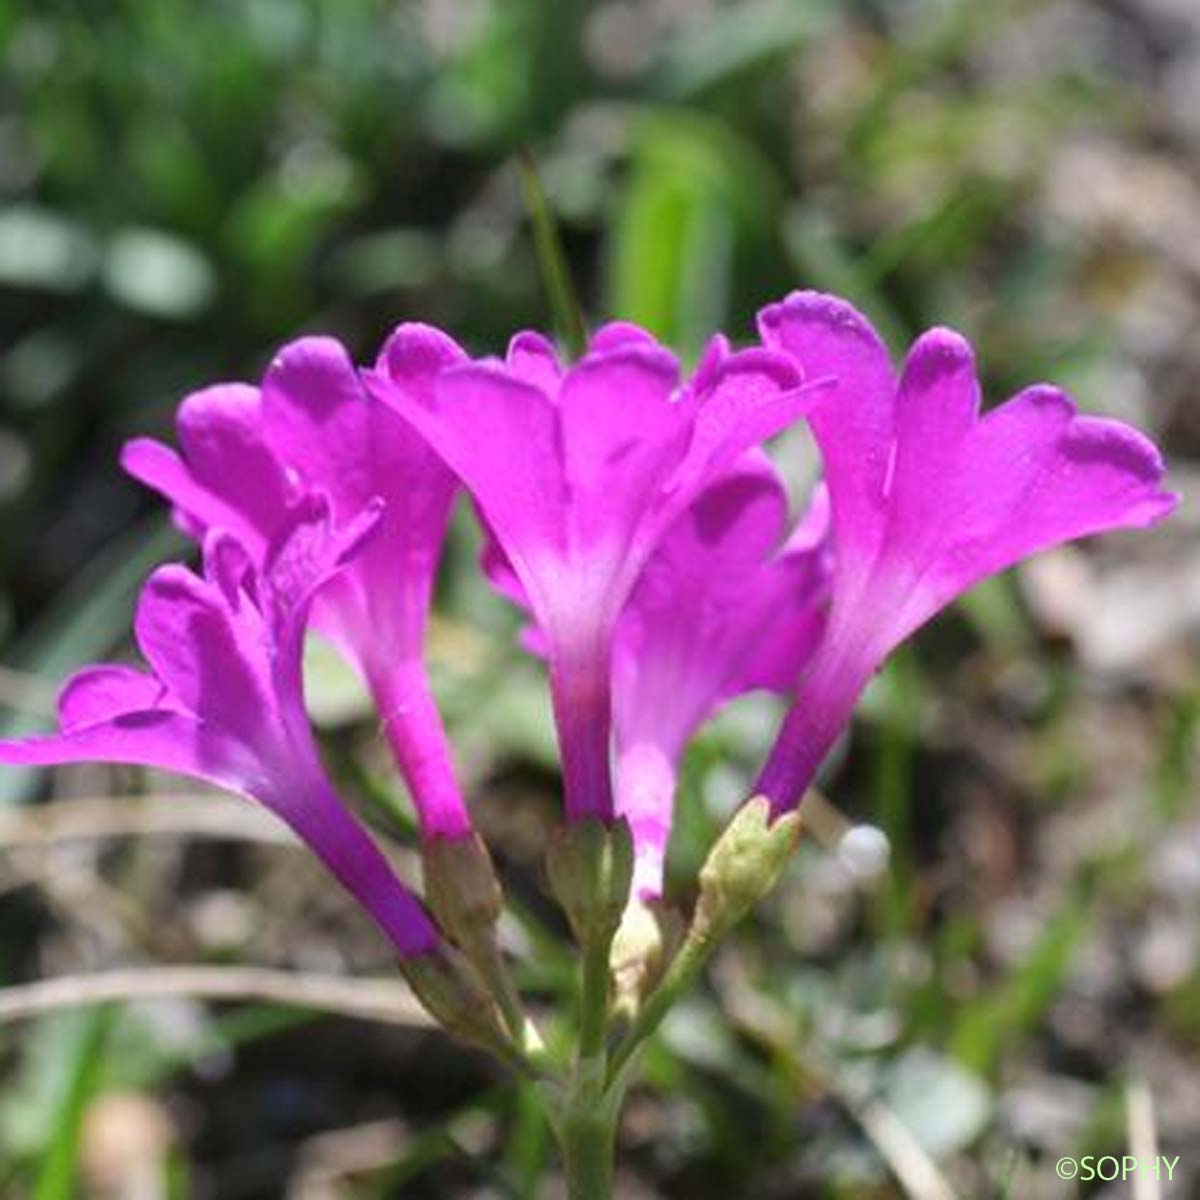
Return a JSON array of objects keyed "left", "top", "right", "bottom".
[
  {"left": 547, "top": 818, "right": 635, "bottom": 1067},
  {"left": 546, "top": 817, "right": 635, "bottom": 946},
  {"left": 422, "top": 831, "right": 504, "bottom": 945},
  {"left": 398, "top": 945, "right": 507, "bottom": 1050},
  {"left": 421, "top": 831, "right": 545, "bottom": 1060}
]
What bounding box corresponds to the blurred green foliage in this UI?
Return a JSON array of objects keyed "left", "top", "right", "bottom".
[{"left": 0, "top": 0, "right": 1141, "bottom": 636}]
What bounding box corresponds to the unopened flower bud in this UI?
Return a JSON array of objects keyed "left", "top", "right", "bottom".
[
  {"left": 611, "top": 898, "right": 682, "bottom": 1022},
  {"left": 693, "top": 796, "right": 802, "bottom": 943}
]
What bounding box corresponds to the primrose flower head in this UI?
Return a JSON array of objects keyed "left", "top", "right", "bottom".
[
  {"left": 366, "top": 322, "right": 821, "bottom": 825},
  {"left": 0, "top": 494, "right": 439, "bottom": 959},
  {"left": 753, "top": 292, "right": 1179, "bottom": 812},
  {"left": 122, "top": 331, "right": 470, "bottom": 841}
]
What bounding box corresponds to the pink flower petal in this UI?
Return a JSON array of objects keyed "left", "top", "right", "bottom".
[
  {"left": 442, "top": 325, "right": 814, "bottom": 825},
  {"left": 57, "top": 665, "right": 175, "bottom": 731},
  {"left": 175, "top": 384, "right": 293, "bottom": 542},
  {"left": 0, "top": 510, "right": 440, "bottom": 957},
  {"left": 126, "top": 331, "right": 469, "bottom": 842},
  {"left": 506, "top": 330, "right": 562, "bottom": 390},
  {"left": 373, "top": 361, "right": 567, "bottom": 604},
  {"left": 377, "top": 322, "right": 468, "bottom": 395},
  {"left": 0, "top": 708, "right": 255, "bottom": 790},
  {"left": 559, "top": 344, "right": 685, "bottom": 554},
  {"left": 755, "top": 294, "right": 1178, "bottom": 812},
  {"left": 757, "top": 291, "right": 896, "bottom": 585},
  {"left": 613, "top": 456, "right": 831, "bottom": 894},
  {"left": 133, "top": 565, "right": 276, "bottom": 751}
]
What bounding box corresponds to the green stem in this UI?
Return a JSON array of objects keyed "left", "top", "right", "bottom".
[
  {"left": 465, "top": 930, "right": 544, "bottom": 1059},
  {"left": 561, "top": 1100, "right": 619, "bottom": 1200},
  {"left": 605, "top": 921, "right": 720, "bottom": 1092},
  {"left": 577, "top": 931, "right": 612, "bottom": 1062},
  {"left": 558, "top": 923, "right": 623, "bottom": 1198}
]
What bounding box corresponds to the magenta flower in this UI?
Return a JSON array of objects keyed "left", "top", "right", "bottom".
[
  {"left": 0, "top": 496, "right": 439, "bottom": 958},
  {"left": 613, "top": 454, "right": 832, "bottom": 898},
  {"left": 122, "top": 330, "right": 470, "bottom": 840},
  {"left": 365, "top": 324, "right": 818, "bottom": 824},
  {"left": 753, "top": 292, "right": 1179, "bottom": 813}
]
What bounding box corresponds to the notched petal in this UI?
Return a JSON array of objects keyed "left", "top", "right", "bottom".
[
  {"left": 58, "top": 665, "right": 173, "bottom": 730},
  {"left": 377, "top": 322, "right": 467, "bottom": 393}
]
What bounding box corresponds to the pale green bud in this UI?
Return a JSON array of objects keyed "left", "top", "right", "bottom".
[{"left": 693, "top": 796, "right": 802, "bottom": 942}]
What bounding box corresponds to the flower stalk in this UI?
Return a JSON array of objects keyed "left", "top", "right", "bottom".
[
  {"left": 546, "top": 818, "right": 634, "bottom": 1063},
  {"left": 560, "top": 1085, "right": 622, "bottom": 1200}
]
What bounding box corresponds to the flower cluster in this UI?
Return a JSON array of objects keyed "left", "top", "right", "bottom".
[{"left": 0, "top": 292, "right": 1175, "bottom": 1025}]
